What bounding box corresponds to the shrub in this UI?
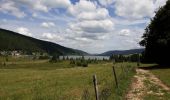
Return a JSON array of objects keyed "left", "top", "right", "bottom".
[
  {"left": 49, "top": 55, "right": 59, "bottom": 63},
  {"left": 72, "top": 59, "right": 88, "bottom": 67},
  {"left": 39, "top": 55, "right": 49, "bottom": 60},
  {"left": 82, "top": 61, "right": 88, "bottom": 67},
  {"left": 70, "top": 60, "right": 76, "bottom": 65},
  {"left": 76, "top": 60, "right": 82, "bottom": 66},
  {"left": 5, "top": 57, "right": 8, "bottom": 62}
]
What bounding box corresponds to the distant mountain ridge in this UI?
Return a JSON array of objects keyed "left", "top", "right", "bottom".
[
  {"left": 0, "top": 28, "right": 88, "bottom": 55},
  {"left": 97, "top": 48, "right": 144, "bottom": 56}
]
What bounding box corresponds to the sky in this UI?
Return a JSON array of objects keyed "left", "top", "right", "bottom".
[{"left": 0, "top": 0, "right": 167, "bottom": 53}]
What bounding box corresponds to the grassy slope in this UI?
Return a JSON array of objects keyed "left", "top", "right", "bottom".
[{"left": 0, "top": 57, "right": 136, "bottom": 100}]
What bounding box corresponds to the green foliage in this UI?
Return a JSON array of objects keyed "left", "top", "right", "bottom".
[
  {"left": 110, "top": 54, "right": 141, "bottom": 63},
  {"left": 68, "top": 56, "right": 111, "bottom": 67},
  {"left": 5, "top": 57, "right": 9, "bottom": 62},
  {"left": 87, "top": 59, "right": 99, "bottom": 64},
  {"left": 3, "top": 62, "right": 6, "bottom": 66},
  {"left": 140, "top": 0, "right": 170, "bottom": 65},
  {"left": 49, "top": 55, "right": 59, "bottom": 63},
  {"left": 76, "top": 60, "right": 82, "bottom": 66},
  {"left": 66, "top": 56, "right": 69, "bottom": 60},
  {"left": 70, "top": 59, "right": 76, "bottom": 65},
  {"left": 69, "top": 58, "right": 88, "bottom": 67},
  {"left": 110, "top": 55, "right": 125, "bottom": 62},
  {"left": 82, "top": 61, "right": 88, "bottom": 67},
  {"left": 100, "top": 87, "right": 112, "bottom": 100},
  {"left": 38, "top": 55, "right": 49, "bottom": 60},
  {"left": 62, "top": 56, "right": 65, "bottom": 60}
]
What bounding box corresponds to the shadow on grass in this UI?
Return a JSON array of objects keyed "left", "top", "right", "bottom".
[{"left": 139, "top": 65, "right": 170, "bottom": 70}]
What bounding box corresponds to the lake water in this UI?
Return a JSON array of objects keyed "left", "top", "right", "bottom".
[{"left": 59, "top": 56, "right": 110, "bottom": 60}]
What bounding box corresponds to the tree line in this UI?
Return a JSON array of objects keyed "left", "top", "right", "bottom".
[{"left": 140, "top": 0, "right": 170, "bottom": 65}]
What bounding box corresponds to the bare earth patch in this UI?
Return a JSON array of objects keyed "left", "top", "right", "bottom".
[{"left": 126, "top": 68, "right": 170, "bottom": 100}]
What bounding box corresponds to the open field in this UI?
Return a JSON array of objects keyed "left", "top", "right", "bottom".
[{"left": 0, "top": 56, "right": 137, "bottom": 100}]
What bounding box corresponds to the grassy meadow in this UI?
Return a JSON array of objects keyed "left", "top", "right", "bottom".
[{"left": 0, "top": 56, "right": 137, "bottom": 100}]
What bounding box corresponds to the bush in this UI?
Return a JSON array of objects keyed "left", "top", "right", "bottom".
[
  {"left": 70, "top": 59, "right": 88, "bottom": 67},
  {"left": 5, "top": 57, "right": 8, "bottom": 62},
  {"left": 70, "top": 60, "right": 76, "bottom": 65},
  {"left": 76, "top": 60, "right": 82, "bottom": 66},
  {"left": 82, "top": 61, "right": 88, "bottom": 67},
  {"left": 39, "top": 55, "right": 49, "bottom": 60},
  {"left": 49, "top": 55, "right": 59, "bottom": 63}
]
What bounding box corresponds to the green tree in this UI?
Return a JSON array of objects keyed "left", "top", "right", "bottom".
[
  {"left": 49, "top": 55, "right": 59, "bottom": 63},
  {"left": 140, "top": 0, "right": 170, "bottom": 65}
]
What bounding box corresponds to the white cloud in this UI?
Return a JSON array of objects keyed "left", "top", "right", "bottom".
[
  {"left": 119, "top": 29, "right": 131, "bottom": 36},
  {"left": 32, "top": 13, "right": 38, "bottom": 18},
  {"left": 98, "top": 0, "right": 114, "bottom": 6},
  {"left": 16, "top": 27, "right": 32, "bottom": 36},
  {"left": 77, "top": 8, "right": 109, "bottom": 20},
  {"left": 117, "top": 28, "right": 144, "bottom": 44},
  {"left": 114, "top": 0, "right": 154, "bottom": 19},
  {"left": 114, "top": 0, "right": 168, "bottom": 19},
  {"left": 41, "top": 22, "right": 55, "bottom": 28},
  {"left": 42, "top": 33, "right": 64, "bottom": 41},
  {"left": 68, "top": 19, "right": 114, "bottom": 40},
  {"left": 0, "top": 1, "right": 26, "bottom": 18},
  {"left": 111, "top": 17, "right": 150, "bottom": 26},
  {"left": 68, "top": 0, "right": 96, "bottom": 16},
  {"left": 34, "top": 1, "right": 48, "bottom": 12},
  {"left": 43, "top": 0, "right": 71, "bottom": 9},
  {"left": 70, "top": 19, "right": 114, "bottom": 33},
  {"left": 13, "top": 0, "right": 71, "bottom": 12},
  {"left": 67, "top": 0, "right": 114, "bottom": 41}
]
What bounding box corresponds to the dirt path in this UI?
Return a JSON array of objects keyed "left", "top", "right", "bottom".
[{"left": 126, "top": 68, "right": 170, "bottom": 100}]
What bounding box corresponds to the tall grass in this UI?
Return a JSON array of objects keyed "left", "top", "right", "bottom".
[{"left": 0, "top": 57, "right": 137, "bottom": 100}]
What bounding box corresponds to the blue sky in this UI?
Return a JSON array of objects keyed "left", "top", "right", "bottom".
[{"left": 0, "top": 0, "right": 167, "bottom": 53}]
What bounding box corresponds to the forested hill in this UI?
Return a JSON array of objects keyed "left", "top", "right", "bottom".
[
  {"left": 97, "top": 49, "right": 144, "bottom": 56},
  {"left": 0, "top": 28, "right": 88, "bottom": 55}
]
